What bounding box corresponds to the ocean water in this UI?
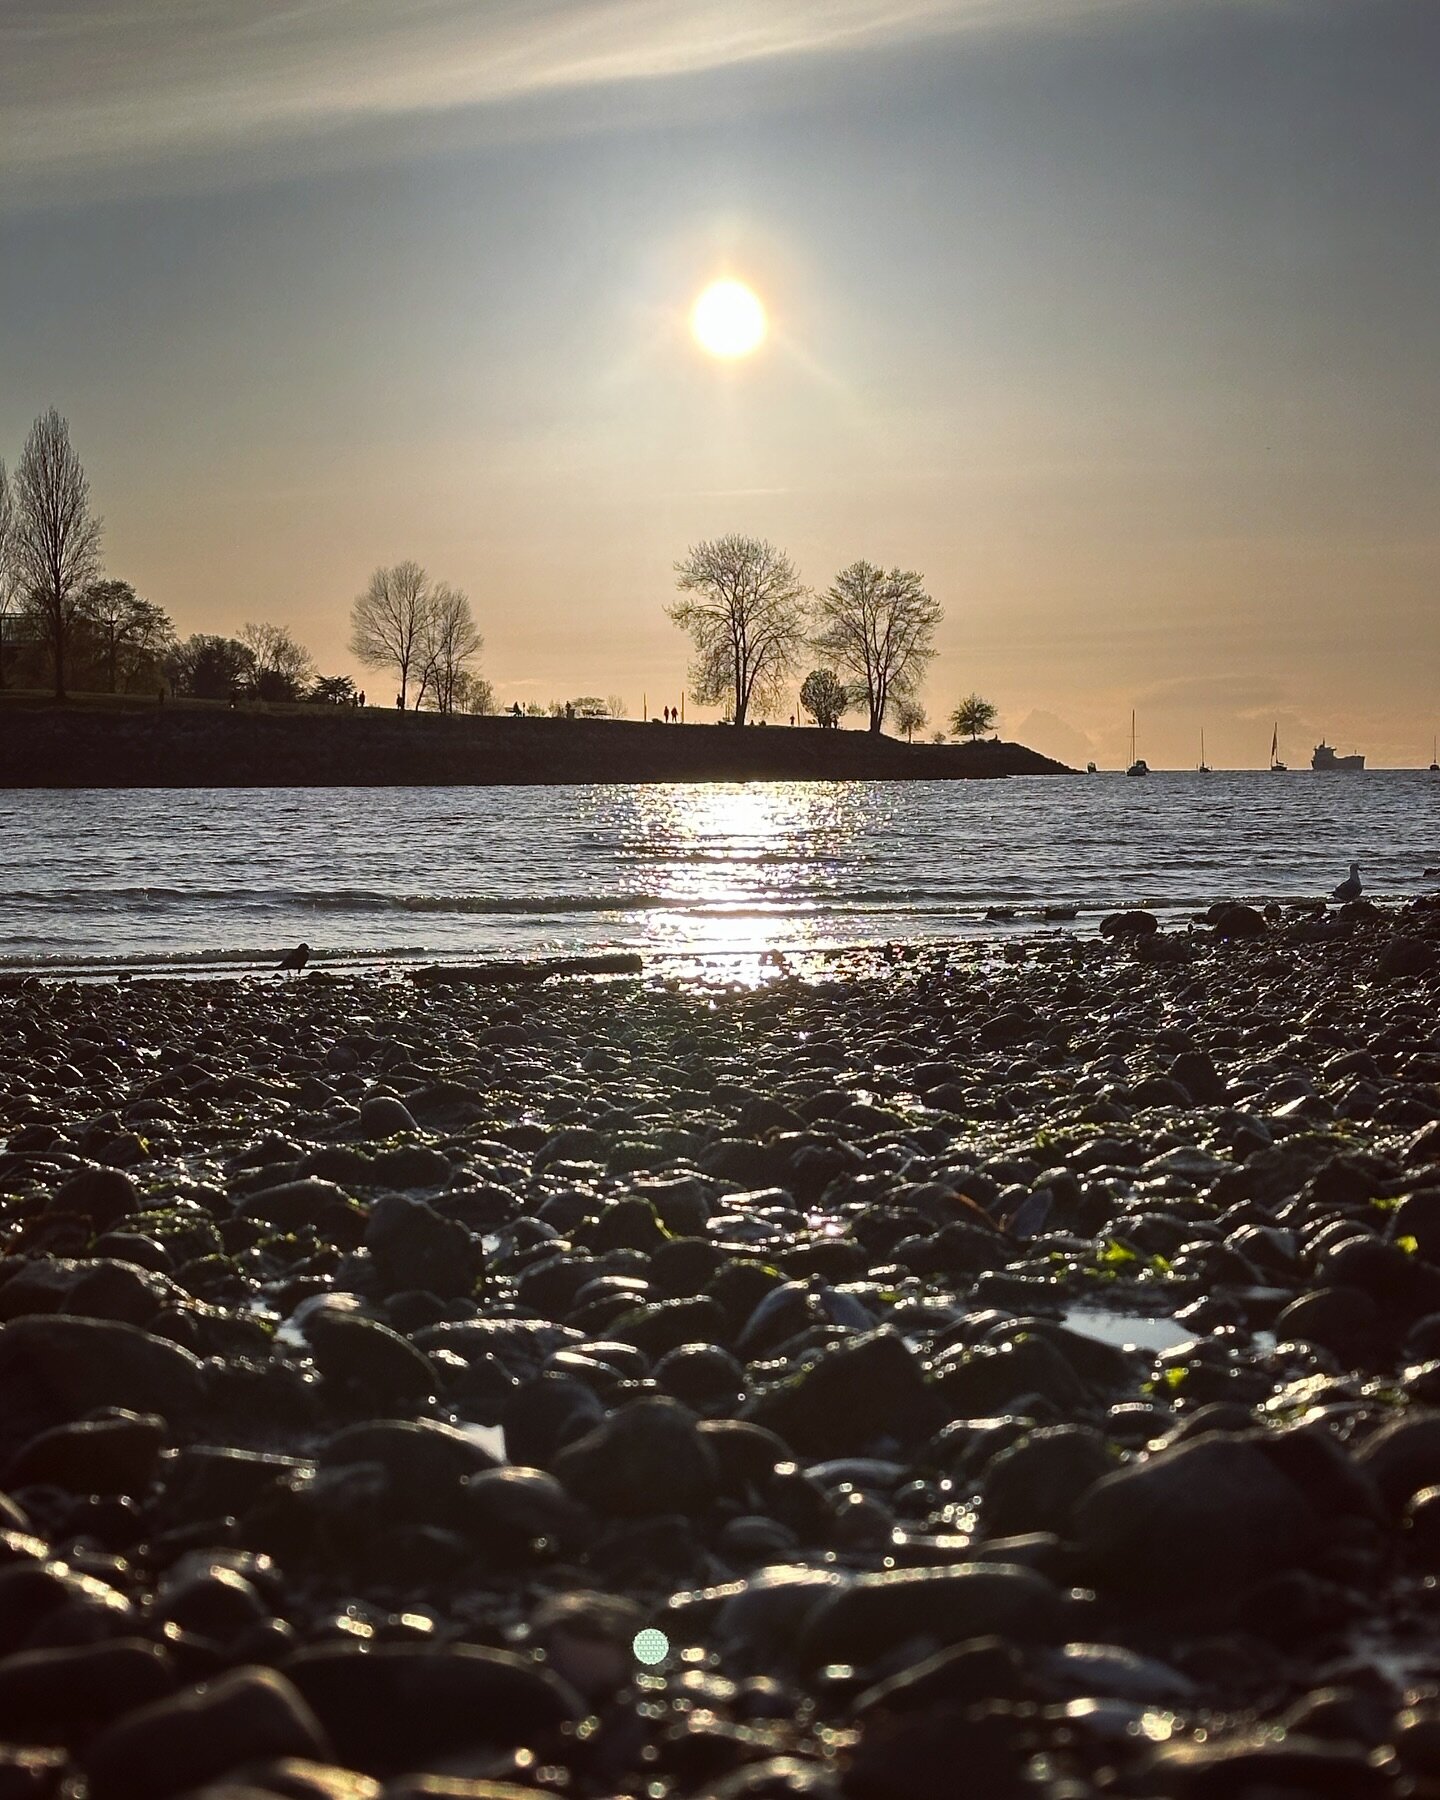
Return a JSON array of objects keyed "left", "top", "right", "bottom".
[{"left": 1, "top": 774, "right": 1436, "bottom": 976}]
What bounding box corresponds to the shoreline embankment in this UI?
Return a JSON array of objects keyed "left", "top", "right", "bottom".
[{"left": 0, "top": 704, "right": 1067, "bottom": 787}]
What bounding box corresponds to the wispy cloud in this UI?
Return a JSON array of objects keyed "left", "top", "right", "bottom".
[{"left": 0, "top": 0, "right": 1134, "bottom": 203}]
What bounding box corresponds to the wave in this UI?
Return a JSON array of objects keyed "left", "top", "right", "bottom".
[
  {"left": 0, "top": 944, "right": 433, "bottom": 973},
  {"left": 396, "top": 892, "right": 667, "bottom": 915}
]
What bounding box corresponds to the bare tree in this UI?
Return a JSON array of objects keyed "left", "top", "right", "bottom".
[
  {"left": 0, "top": 461, "right": 19, "bottom": 690},
  {"left": 350, "top": 561, "right": 429, "bottom": 708},
  {"left": 415, "top": 584, "right": 482, "bottom": 714},
  {"left": 239, "top": 621, "right": 314, "bottom": 701},
  {"left": 812, "top": 562, "right": 942, "bottom": 733},
  {"left": 12, "top": 409, "right": 103, "bottom": 700},
  {"left": 605, "top": 694, "right": 628, "bottom": 719},
  {"left": 800, "top": 667, "right": 848, "bottom": 729},
  {"left": 668, "top": 535, "right": 810, "bottom": 727},
  {"left": 894, "top": 696, "right": 928, "bottom": 743}
]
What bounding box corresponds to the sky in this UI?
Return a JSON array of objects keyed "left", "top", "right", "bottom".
[{"left": 2, "top": 0, "right": 1437, "bottom": 767}]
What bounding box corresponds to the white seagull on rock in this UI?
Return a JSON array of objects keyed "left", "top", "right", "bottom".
[{"left": 1332, "top": 862, "right": 1362, "bottom": 903}]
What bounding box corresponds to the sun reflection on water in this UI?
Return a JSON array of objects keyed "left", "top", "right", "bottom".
[{"left": 620, "top": 782, "right": 870, "bottom": 973}]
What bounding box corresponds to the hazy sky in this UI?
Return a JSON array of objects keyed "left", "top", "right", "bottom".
[{"left": 2, "top": 0, "right": 1437, "bottom": 766}]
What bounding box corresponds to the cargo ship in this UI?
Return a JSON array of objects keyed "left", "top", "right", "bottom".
[{"left": 1312, "top": 740, "right": 1365, "bottom": 771}]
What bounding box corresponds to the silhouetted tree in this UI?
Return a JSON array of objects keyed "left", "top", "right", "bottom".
[
  {"left": 80, "top": 580, "right": 174, "bottom": 692},
  {"left": 415, "top": 583, "right": 482, "bottom": 713},
  {"left": 894, "top": 696, "right": 928, "bottom": 743},
  {"left": 812, "top": 562, "right": 941, "bottom": 733},
  {"left": 799, "top": 667, "right": 848, "bottom": 729},
  {"left": 0, "top": 461, "right": 19, "bottom": 690},
  {"left": 605, "top": 695, "right": 628, "bottom": 719},
  {"left": 951, "top": 693, "right": 998, "bottom": 740},
  {"left": 669, "top": 535, "right": 809, "bottom": 727},
  {"left": 12, "top": 409, "right": 103, "bottom": 700},
  {"left": 310, "top": 674, "right": 357, "bottom": 704},
  {"left": 167, "top": 634, "right": 256, "bottom": 700},
  {"left": 453, "top": 670, "right": 495, "bottom": 714},
  {"left": 351, "top": 561, "right": 429, "bottom": 708},
  {"left": 241, "top": 622, "right": 315, "bottom": 701}
]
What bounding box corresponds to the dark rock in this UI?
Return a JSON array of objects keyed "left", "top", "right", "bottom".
[
  {"left": 464, "top": 1465, "right": 595, "bottom": 1558},
  {"left": 0, "top": 1745, "right": 66, "bottom": 1799},
  {"left": 1211, "top": 903, "right": 1267, "bottom": 940},
  {"left": 356, "top": 1095, "right": 420, "bottom": 1137},
  {"left": 552, "top": 1397, "right": 719, "bottom": 1517},
  {"left": 745, "top": 1330, "right": 936, "bottom": 1457},
  {"left": 363, "top": 1196, "right": 477, "bottom": 1298},
  {"left": 161, "top": 1446, "right": 311, "bottom": 1519},
  {"left": 306, "top": 1311, "right": 437, "bottom": 1409},
  {"left": 1138, "top": 1730, "right": 1391, "bottom": 1798},
  {"left": 0, "top": 1637, "right": 175, "bottom": 1745},
  {"left": 82, "top": 1666, "right": 329, "bottom": 1800},
  {"left": 153, "top": 1565, "right": 270, "bottom": 1642},
  {"left": 794, "top": 1563, "right": 1061, "bottom": 1670},
  {"left": 1395, "top": 1189, "right": 1440, "bottom": 1260},
  {"left": 500, "top": 1373, "right": 605, "bottom": 1468},
  {"left": 654, "top": 1342, "right": 745, "bottom": 1412},
  {"left": 238, "top": 1180, "right": 367, "bottom": 1246},
  {"left": 1166, "top": 1050, "right": 1227, "bottom": 1105},
  {"left": 849, "top": 1637, "right": 1027, "bottom": 1719},
  {"left": 0, "top": 1561, "right": 134, "bottom": 1657},
  {"left": 1274, "top": 1286, "right": 1381, "bottom": 1355},
  {"left": 612, "top": 1295, "right": 726, "bottom": 1359},
  {"left": 1354, "top": 1411, "right": 1440, "bottom": 1512},
  {"left": 282, "top": 1644, "right": 584, "bottom": 1773},
  {"left": 0, "top": 1316, "right": 205, "bottom": 1446},
  {"left": 980, "top": 1425, "right": 1113, "bottom": 1537},
  {"left": 4, "top": 1412, "right": 165, "bottom": 1496},
  {"left": 1380, "top": 938, "right": 1437, "bottom": 979},
  {"left": 844, "top": 1698, "right": 1027, "bottom": 1800},
  {"left": 317, "top": 1418, "right": 499, "bottom": 1502},
  {"left": 1099, "top": 910, "right": 1158, "bottom": 939},
  {"left": 930, "top": 1335, "right": 1086, "bottom": 1417},
  {"left": 51, "top": 1167, "right": 141, "bottom": 1231},
  {"left": 1072, "top": 1435, "right": 1323, "bottom": 1611}
]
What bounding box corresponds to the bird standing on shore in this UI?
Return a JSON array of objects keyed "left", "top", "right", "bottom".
[
  {"left": 1332, "top": 863, "right": 1362, "bottom": 903},
  {"left": 278, "top": 943, "right": 311, "bottom": 974}
]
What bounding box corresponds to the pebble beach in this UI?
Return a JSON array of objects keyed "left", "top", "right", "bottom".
[{"left": 3, "top": 893, "right": 1440, "bottom": 1799}]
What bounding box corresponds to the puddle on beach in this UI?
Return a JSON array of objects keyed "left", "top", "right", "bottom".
[{"left": 1063, "top": 1307, "right": 1194, "bottom": 1354}]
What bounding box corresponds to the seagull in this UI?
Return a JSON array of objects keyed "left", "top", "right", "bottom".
[
  {"left": 277, "top": 943, "right": 311, "bottom": 974},
  {"left": 1332, "top": 863, "right": 1362, "bottom": 904}
]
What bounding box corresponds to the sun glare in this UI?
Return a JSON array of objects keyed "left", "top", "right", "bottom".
[{"left": 691, "top": 279, "right": 767, "bottom": 359}]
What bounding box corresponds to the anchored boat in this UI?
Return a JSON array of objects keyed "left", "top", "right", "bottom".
[
  {"left": 1312, "top": 740, "right": 1365, "bottom": 771},
  {"left": 1126, "top": 711, "right": 1149, "bottom": 777}
]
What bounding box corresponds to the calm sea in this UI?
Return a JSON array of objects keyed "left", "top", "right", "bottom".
[{"left": 2, "top": 775, "right": 1436, "bottom": 977}]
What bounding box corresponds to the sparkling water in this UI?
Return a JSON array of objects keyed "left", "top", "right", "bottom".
[{"left": 2, "top": 773, "right": 1435, "bottom": 975}]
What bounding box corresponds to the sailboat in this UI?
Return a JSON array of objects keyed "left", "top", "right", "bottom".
[
  {"left": 1126, "top": 712, "right": 1149, "bottom": 777},
  {"left": 1430, "top": 736, "right": 1438, "bottom": 774},
  {"left": 1198, "top": 730, "right": 1212, "bottom": 774},
  {"left": 1269, "top": 723, "right": 1287, "bottom": 773}
]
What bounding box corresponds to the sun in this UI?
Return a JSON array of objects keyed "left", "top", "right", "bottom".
[{"left": 691, "top": 279, "right": 767, "bottom": 359}]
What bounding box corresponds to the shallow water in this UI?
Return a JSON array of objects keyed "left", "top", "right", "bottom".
[{"left": 2, "top": 772, "right": 1435, "bottom": 974}]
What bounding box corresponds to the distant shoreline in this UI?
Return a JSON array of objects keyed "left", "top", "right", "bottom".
[{"left": 0, "top": 703, "right": 1069, "bottom": 788}]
